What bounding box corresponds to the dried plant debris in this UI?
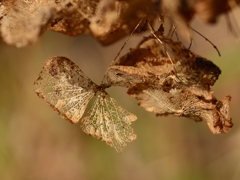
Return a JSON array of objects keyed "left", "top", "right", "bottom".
[
  {"left": 103, "top": 28, "right": 233, "bottom": 134},
  {"left": 194, "top": 0, "right": 240, "bottom": 24},
  {"left": 161, "top": 0, "right": 240, "bottom": 29},
  {"left": 0, "top": 0, "right": 156, "bottom": 47},
  {"left": 1, "top": 0, "right": 239, "bottom": 47},
  {"left": 34, "top": 56, "right": 137, "bottom": 152},
  {"left": 1, "top": 0, "right": 57, "bottom": 47}
]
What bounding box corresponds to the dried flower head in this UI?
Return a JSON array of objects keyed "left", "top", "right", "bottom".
[{"left": 34, "top": 56, "right": 137, "bottom": 152}]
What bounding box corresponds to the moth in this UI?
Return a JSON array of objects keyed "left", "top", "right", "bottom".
[
  {"left": 34, "top": 56, "right": 137, "bottom": 153},
  {"left": 102, "top": 26, "right": 233, "bottom": 134}
]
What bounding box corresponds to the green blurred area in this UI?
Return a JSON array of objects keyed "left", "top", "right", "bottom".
[{"left": 1, "top": 18, "right": 240, "bottom": 180}]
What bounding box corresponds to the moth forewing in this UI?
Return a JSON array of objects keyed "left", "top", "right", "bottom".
[
  {"left": 200, "top": 110, "right": 222, "bottom": 134},
  {"left": 81, "top": 93, "right": 137, "bottom": 153},
  {"left": 102, "top": 65, "right": 156, "bottom": 88},
  {"left": 216, "top": 96, "right": 233, "bottom": 133},
  {"left": 34, "top": 56, "right": 98, "bottom": 123}
]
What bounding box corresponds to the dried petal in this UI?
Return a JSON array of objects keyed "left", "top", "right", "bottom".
[
  {"left": 34, "top": 56, "right": 98, "bottom": 123},
  {"left": 81, "top": 93, "right": 137, "bottom": 153}
]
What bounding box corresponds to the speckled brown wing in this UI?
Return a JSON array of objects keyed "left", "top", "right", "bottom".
[
  {"left": 105, "top": 31, "right": 232, "bottom": 134},
  {"left": 102, "top": 65, "right": 157, "bottom": 88}
]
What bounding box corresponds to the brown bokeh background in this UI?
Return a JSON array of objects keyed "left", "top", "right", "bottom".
[{"left": 1, "top": 14, "right": 240, "bottom": 180}]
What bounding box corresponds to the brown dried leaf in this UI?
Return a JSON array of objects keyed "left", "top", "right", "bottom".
[
  {"left": 34, "top": 56, "right": 98, "bottom": 123},
  {"left": 81, "top": 93, "right": 137, "bottom": 153}
]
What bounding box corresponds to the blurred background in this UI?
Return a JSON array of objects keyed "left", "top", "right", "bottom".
[{"left": 1, "top": 13, "right": 240, "bottom": 180}]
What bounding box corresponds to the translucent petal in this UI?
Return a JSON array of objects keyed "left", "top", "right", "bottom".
[
  {"left": 34, "top": 56, "right": 98, "bottom": 123},
  {"left": 81, "top": 93, "right": 137, "bottom": 153}
]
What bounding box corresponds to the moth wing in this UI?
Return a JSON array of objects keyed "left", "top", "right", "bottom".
[
  {"left": 201, "top": 96, "right": 233, "bottom": 134},
  {"left": 102, "top": 65, "right": 155, "bottom": 88}
]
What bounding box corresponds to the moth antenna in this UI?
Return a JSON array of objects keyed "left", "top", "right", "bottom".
[
  {"left": 188, "top": 37, "right": 193, "bottom": 49},
  {"left": 111, "top": 16, "right": 147, "bottom": 65},
  {"left": 172, "top": 24, "right": 180, "bottom": 42},
  {"left": 147, "top": 20, "right": 182, "bottom": 84},
  {"left": 101, "top": 16, "right": 147, "bottom": 85},
  {"left": 167, "top": 22, "right": 193, "bottom": 49},
  {"left": 190, "top": 27, "right": 221, "bottom": 57},
  {"left": 169, "top": 24, "right": 177, "bottom": 38},
  {"left": 166, "top": 21, "right": 179, "bottom": 41},
  {"left": 167, "top": 23, "right": 174, "bottom": 38},
  {"left": 147, "top": 20, "right": 176, "bottom": 70},
  {"left": 147, "top": 20, "right": 163, "bottom": 45}
]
